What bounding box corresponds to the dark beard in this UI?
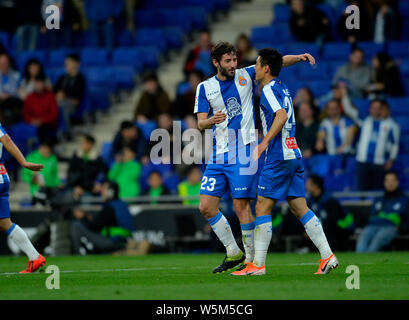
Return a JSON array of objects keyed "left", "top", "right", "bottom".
[{"left": 219, "top": 66, "right": 235, "bottom": 80}]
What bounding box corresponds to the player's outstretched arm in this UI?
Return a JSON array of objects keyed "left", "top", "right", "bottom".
[
  {"left": 282, "top": 54, "right": 316, "bottom": 67},
  {"left": 0, "top": 134, "right": 44, "bottom": 171},
  {"left": 197, "top": 111, "right": 227, "bottom": 131}
]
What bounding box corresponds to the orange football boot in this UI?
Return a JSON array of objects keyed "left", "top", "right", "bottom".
[{"left": 20, "top": 254, "right": 46, "bottom": 273}]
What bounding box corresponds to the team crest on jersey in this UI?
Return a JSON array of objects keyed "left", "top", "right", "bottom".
[
  {"left": 239, "top": 76, "right": 247, "bottom": 86},
  {"left": 226, "top": 97, "right": 242, "bottom": 119}
]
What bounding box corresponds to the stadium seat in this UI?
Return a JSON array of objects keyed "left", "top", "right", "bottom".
[
  {"left": 305, "top": 80, "right": 331, "bottom": 97},
  {"left": 163, "top": 172, "right": 181, "bottom": 193},
  {"left": 83, "top": 67, "right": 115, "bottom": 93},
  {"left": 273, "top": 3, "right": 290, "bottom": 24},
  {"left": 308, "top": 154, "right": 332, "bottom": 177},
  {"left": 15, "top": 50, "right": 48, "bottom": 72},
  {"left": 395, "top": 116, "right": 409, "bottom": 135},
  {"left": 387, "top": 97, "right": 409, "bottom": 117},
  {"left": 161, "top": 27, "right": 184, "bottom": 49},
  {"left": 357, "top": 41, "right": 386, "bottom": 60},
  {"left": 100, "top": 142, "right": 113, "bottom": 166},
  {"left": 322, "top": 43, "right": 352, "bottom": 60},
  {"left": 398, "top": 59, "right": 409, "bottom": 77},
  {"left": 185, "top": 0, "right": 214, "bottom": 14},
  {"left": 352, "top": 98, "right": 370, "bottom": 119},
  {"left": 45, "top": 67, "right": 66, "bottom": 86},
  {"left": 398, "top": 1, "right": 409, "bottom": 18},
  {"left": 88, "top": 85, "right": 110, "bottom": 111},
  {"left": 116, "top": 29, "right": 135, "bottom": 47},
  {"left": 135, "top": 120, "right": 157, "bottom": 140},
  {"left": 49, "top": 49, "right": 77, "bottom": 68},
  {"left": 403, "top": 79, "right": 409, "bottom": 96},
  {"left": 112, "top": 47, "right": 143, "bottom": 73},
  {"left": 387, "top": 42, "right": 409, "bottom": 59},
  {"left": 133, "top": 9, "right": 159, "bottom": 28},
  {"left": 112, "top": 66, "right": 135, "bottom": 90},
  {"left": 80, "top": 48, "right": 109, "bottom": 67},
  {"left": 251, "top": 24, "right": 294, "bottom": 45},
  {"left": 8, "top": 122, "right": 38, "bottom": 156},
  {"left": 296, "top": 61, "right": 329, "bottom": 81},
  {"left": 326, "top": 60, "right": 345, "bottom": 77},
  {"left": 185, "top": 7, "right": 209, "bottom": 30},
  {"left": 134, "top": 28, "right": 167, "bottom": 53},
  {"left": 133, "top": 46, "right": 160, "bottom": 70},
  {"left": 160, "top": 9, "right": 192, "bottom": 33},
  {"left": 287, "top": 43, "right": 320, "bottom": 58},
  {"left": 0, "top": 31, "right": 9, "bottom": 51}
]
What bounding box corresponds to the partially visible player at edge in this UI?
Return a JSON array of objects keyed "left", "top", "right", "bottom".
[
  {"left": 0, "top": 123, "right": 46, "bottom": 273},
  {"left": 194, "top": 42, "right": 316, "bottom": 273},
  {"left": 232, "top": 48, "right": 338, "bottom": 276}
]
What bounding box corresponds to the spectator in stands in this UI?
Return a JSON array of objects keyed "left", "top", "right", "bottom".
[
  {"left": 336, "top": 0, "right": 372, "bottom": 43},
  {"left": 289, "top": 0, "right": 332, "bottom": 44},
  {"left": 332, "top": 48, "right": 372, "bottom": 99},
  {"left": 315, "top": 99, "right": 356, "bottom": 155},
  {"left": 71, "top": 181, "right": 135, "bottom": 254},
  {"left": 67, "top": 134, "right": 108, "bottom": 200},
  {"left": 23, "top": 74, "right": 59, "bottom": 143},
  {"left": 178, "top": 166, "right": 202, "bottom": 206},
  {"left": 293, "top": 87, "right": 316, "bottom": 109},
  {"left": 22, "top": 140, "right": 61, "bottom": 205},
  {"left": 108, "top": 145, "right": 142, "bottom": 199},
  {"left": 356, "top": 171, "right": 409, "bottom": 252},
  {"left": 184, "top": 29, "right": 214, "bottom": 77},
  {"left": 84, "top": 0, "right": 124, "bottom": 51},
  {"left": 19, "top": 59, "right": 52, "bottom": 100},
  {"left": 15, "top": 0, "right": 42, "bottom": 51},
  {"left": 54, "top": 53, "right": 86, "bottom": 132},
  {"left": 0, "top": 53, "right": 23, "bottom": 127},
  {"left": 110, "top": 120, "right": 148, "bottom": 163},
  {"left": 142, "top": 171, "right": 170, "bottom": 205},
  {"left": 172, "top": 69, "right": 205, "bottom": 120},
  {"left": 356, "top": 99, "right": 400, "bottom": 190},
  {"left": 235, "top": 33, "right": 257, "bottom": 68},
  {"left": 134, "top": 73, "right": 171, "bottom": 122},
  {"left": 295, "top": 101, "right": 320, "bottom": 159},
  {"left": 373, "top": 3, "right": 399, "bottom": 43},
  {"left": 306, "top": 175, "right": 354, "bottom": 250},
  {"left": 41, "top": 0, "right": 82, "bottom": 48},
  {"left": 366, "top": 52, "right": 403, "bottom": 98}
]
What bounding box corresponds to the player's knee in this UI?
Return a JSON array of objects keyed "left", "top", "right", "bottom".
[
  {"left": 199, "top": 202, "right": 216, "bottom": 220},
  {"left": 233, "top": 200, "right": 250, "bottom": 215},
  {"left": 0, "top": 219, "right": 12, "bottom": 232}
]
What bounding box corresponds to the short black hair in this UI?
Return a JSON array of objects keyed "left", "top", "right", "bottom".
[
  {"left": 211, "top": 42, "right": 237, "bottom": 63},
  {"left": 143, "top": 72, "right": 158, "bottom": 83},
  {"left": 258, "top": 48, "right": 283, "bottom": 77},
  {"left": 66, "top": 53, "right": 80, "bottom": 62},
  {"left": 308, "top": 174, "right": 324, "bottom": 191},
  {"left": 82, "top": 133, "right": 95, "bottom": 145},
  {"left": 120, "top": 120, "right": 135, "bottom": 131}
]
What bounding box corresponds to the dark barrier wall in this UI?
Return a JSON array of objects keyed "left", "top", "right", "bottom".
[{"left": 0, "top": 203, "right": 373, "bottom": 255}]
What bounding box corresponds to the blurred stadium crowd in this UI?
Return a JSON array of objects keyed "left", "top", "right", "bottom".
[{"left": 0, "top": 0, "right": 408, "bottom": 205}]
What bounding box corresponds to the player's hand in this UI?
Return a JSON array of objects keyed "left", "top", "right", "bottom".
[
  {"left": 299, "top": 53, "right": 315, "bottom": 65},
  {"left": 22, "top": 162, "right": 44, "bottom": 172},
  {"left": 253, "top": 141, "right": 268, "bottom": 161},
  {"left": 213, "top": 110, "right": 227, "bottom": 124}
]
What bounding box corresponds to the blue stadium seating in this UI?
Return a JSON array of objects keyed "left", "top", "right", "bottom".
[
  {"left": 357, "top": 41, "right": 385, "bottom": 60},
  {"left": 185, "top": 7, "right": 209, "bottom": 30},
  {"left": 398, "top": 59, "right": 409, "bottom": 77},
  {"left": 101, "top": 142, "right": 113, "bottom": 166},
  {"left": 161, "top": 27, "right": 184, "bottom": 49},
  {"left": 306, "top": 80, "right": 331, "bottom": 97},
  {"left": 325, "top": 60, "right": 345, "bottom": 77},
  {"left": 112, "top": 66, "right": 135, "bottom": 90},
  {"left": 403, "top": 79, "right": 409, "bottom": 96},
  {"left": 135, "top": 121, "right": 157, "bottom": 140},
  {"left": 133, "top": 46, "right": 160, "bottom": 70},
  {"left": 273, "top": 3, "right": 290, "bottom": 24},
  {"left": 160, "top": 9, "right": 192, "bottom": 33},
  {"left": 116, "top": 29, "right": 135, "bottom": 47},
  {"left": 49, "top": 49, "right": 76, "bottom": 68},
  {"left": 322, "top": 43, "right": 352, "bottom": 60},
  {"left": 88, "top": 85, "right": 110, "bottom": 111},
  {"left": 46, "top": 67, "right": 65, "bottom": 85},
  {"left": 296, "top": 61, "right": 329, "bottom": 81},
  {"left": 213, "top": 0, "right": 230, "bottom": 11},
  {"left": 0, "top": 32, "right": 9, "bottom": 51},
  {"left": 387, "top": 42, "right": 409, "bottom": 59},
  {"left": 251, "top": 24, "right": 294, "bottom": 45},
  {"left": 134, "top": 28, "right": 167, "bottom": 53},
  {"left": 112, "top": 47, "right": 143, "bottom": 72},
  {"left": 80, "top": 48, "right": 109, "bottom": 67},
  {"left": 15, "top": 50, "right": 48, "bottom": 72},
  {"left": 395, "top": 116, "right": 409, "bottom": 135},
  {"left": 387, "top": 97, "right": 409, "bottom": 116},
  {"left": 133, "top": 9, "right": 158, "bottom": 28},
  {"left": 352, "top": 98, "right": 370, "bottom": 118},
  {"left": 83, "top": 67, "right": 115, "bottom": 93},
  {"left": 8, "top": 122, "right": 38, "bottom": 156},
  {"left": 287, "top": 43, "right": 320, "bottom": 58}
]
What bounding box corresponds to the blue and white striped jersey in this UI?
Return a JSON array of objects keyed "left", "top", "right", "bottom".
[
  {"left": 319, "top": 117, "right": 354, "bottom": 155},
  {"left": 0, "top": 122, "right": 6, "bottom": 163},
  {"left": 356, "top": 116, "right": 400, "bottom": 165},
  {"left": 259, "top": 78, "right": 302, "bottom": 161},
  {"left": 194, "top": 66, "right": 257, "bottom": 155}
]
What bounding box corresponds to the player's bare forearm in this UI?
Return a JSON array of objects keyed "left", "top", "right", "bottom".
[
  {"left": 0, "top": 134, "right": 44, "bottom": 171},
  {"left": 197, "top": 111, "right": 226, "bottom": 131},
  {"left": 0, "top": 134, "right": 26, "bottom": 166},
  {"left": 262, "top": 109, "right": 288, "bottom": 145},
  {"left": 283, "top": 54, "right": 315, "bottom": 67},
  {"left": 197, "top": 117, "right": 215, "bottom": 131}
]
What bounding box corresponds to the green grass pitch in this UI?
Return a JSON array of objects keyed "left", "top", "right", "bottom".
[{"left": 0, "top": 252, "right": 408, "bottom": 300}]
